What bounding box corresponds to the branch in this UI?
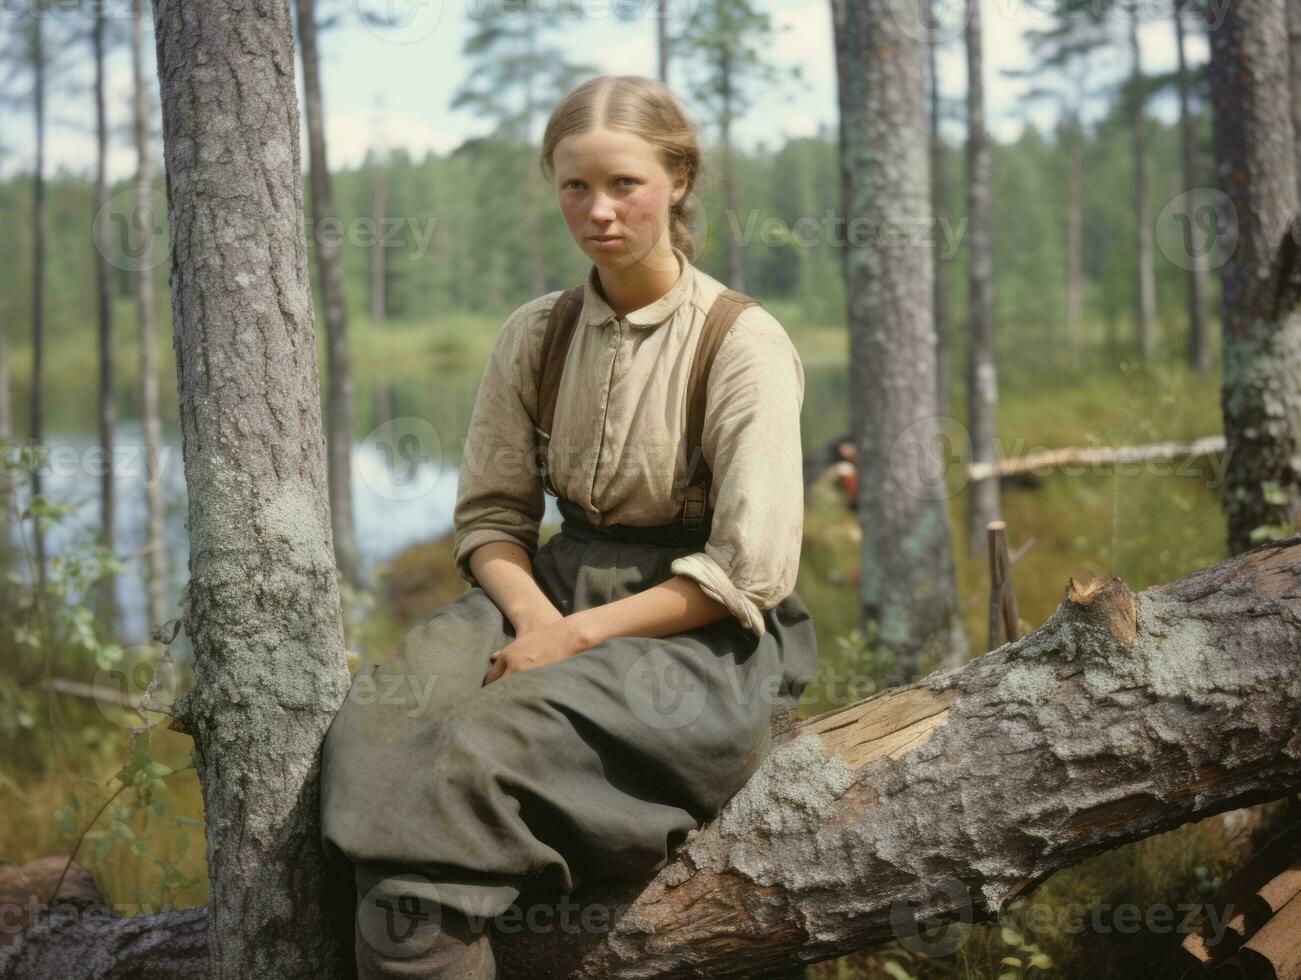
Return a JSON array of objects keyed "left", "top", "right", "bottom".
[{"left": 966, "top": 435, "right": 1226, "bottom": 483}]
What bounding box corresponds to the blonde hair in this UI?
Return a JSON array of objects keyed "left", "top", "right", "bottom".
[{"left": 539, "top": 75, "right": 702, "bottom": 261}]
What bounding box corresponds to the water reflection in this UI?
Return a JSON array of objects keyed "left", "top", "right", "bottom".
[{"left": 7, "top": 423, "right": 561, "bottom": 654}]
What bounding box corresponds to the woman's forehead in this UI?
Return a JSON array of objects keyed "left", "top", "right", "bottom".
[{"left": 554, "top": 128, "right": 659, "bottom": 174}]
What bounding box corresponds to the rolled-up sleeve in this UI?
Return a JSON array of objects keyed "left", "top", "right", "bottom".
[
  {"left": 452, "top": 295, "right": 554, "bottom": 587},
  {"left": 670, "top": 311, "right": 805, "bottom": 638}
]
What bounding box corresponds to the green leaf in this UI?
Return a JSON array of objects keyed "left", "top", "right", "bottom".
[
  {"left": 1001, "top": 926, "right": 1025, "bottom": 947},
  {"left": 94, "top": 838, "right": 113, "bottom": 863},
  {"left": 1029, "top": 953, "right": 1053, "bottom": 969},
  {"left": 1001, "top": 957, "right": 1023, "bottom": 967}
]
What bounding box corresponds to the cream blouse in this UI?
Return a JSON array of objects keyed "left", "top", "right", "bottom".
[{"left": 451, "top": 245, "right": 805, "bottom": 639}]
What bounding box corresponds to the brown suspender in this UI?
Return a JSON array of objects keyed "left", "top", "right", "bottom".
[{"left": 533, "top": 285, "right": 762, "bottom": 529}]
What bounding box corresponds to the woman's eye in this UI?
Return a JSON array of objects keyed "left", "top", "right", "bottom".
[{"left": 619, "top": 177, "right": 639, "bottom": 187}]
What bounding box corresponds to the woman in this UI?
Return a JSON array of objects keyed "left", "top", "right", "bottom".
[{"left": 320, "top": 74, "right": 817, "bottom": 979}]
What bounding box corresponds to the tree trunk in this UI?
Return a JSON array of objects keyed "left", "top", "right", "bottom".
[
  {"left": 149, "top": 0, "right": 353, "bottom": 976},
  {"left": 7, "top": 535, "right": 1301, "bottom": 978},
  {"left": 842, "top": 0, "right": 968, "bottom": 678},
  {"left": 1207, "top": 0, "right": 1301, "bottom": 554},
  {"left": 30, "top": 7, "right": 46, "bottom": 586},
  {"left": 831, "top": 0, "right": 850, "bottom": 289},
  {"left": 1290, "top": 0, "right": 1301, "bottom": 203},
  {"left": 133, "top": 0, "right": 167, "bottom": 637},
  {"left": 657, "top": 0, "right": 668, "bottom": 83},
  {"left": 295, "top": 0, "right": 359, "bottom": 589},
  {"left": 929, "top": 1, "right": 949, "bottom": 418},
  {"left": 93, "top": 0, "right": 118, "bottom": 632},
  {"left": 1175, "top": 0, "right": 1211, "bottom": 374},
  {"left": 1065, "top": 124, "right": 1083, "bottom": 354},
  {"left": 963, "top": 0, "right": 1000, "bottom": 559},
  {"left": 721, "top": 58, "right": 745, "bottom": 292},
  {"left": 370, "top": 166, "right": 387, "bottom": 327},
  {"left": 1129, "top": 10, "right": 1158, "bottom": 358}
]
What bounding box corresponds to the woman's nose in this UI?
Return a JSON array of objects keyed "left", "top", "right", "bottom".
[{"left": 589, "top": 193, "right": 617, "bottom": 222}]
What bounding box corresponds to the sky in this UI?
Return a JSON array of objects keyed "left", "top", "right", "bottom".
[{"left": 0, "top": 0, "right": 1207, "bottom": 183}]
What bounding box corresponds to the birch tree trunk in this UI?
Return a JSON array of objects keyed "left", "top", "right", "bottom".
[
  {"left": 842, "top": 0, "right": 968, "bottom": 678},
  {"left": 132, "top": 0, "right": 166, "bottom": 637},
  {"left": 1174, "top": 0, "right": 1210, "bottom": 374},
  {"left": 295, "top": 0, "right": 359, "bottom": 589},
  {"left": 963, "top": 0, "right": 1000, "bottom": 559},
  {"left": 149, "top": 0, "right": 353, "bottom": 975},
  {"left": 1207, "top": 0, "right": 1301, "bottom": 554},
  {"left": 7, "top": 535, "right": 1301, "bottom": 978}
]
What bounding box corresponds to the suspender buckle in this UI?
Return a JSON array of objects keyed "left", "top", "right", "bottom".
[{"left": 534, "top": 425, "right": 559, "bottom": 497}]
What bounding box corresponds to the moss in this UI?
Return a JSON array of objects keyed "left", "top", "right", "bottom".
[{"left": 716, "top": 734, "right": 856, "bottom": 838}]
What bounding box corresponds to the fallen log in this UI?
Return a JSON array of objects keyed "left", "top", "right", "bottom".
[
  {"left": 966, "top": 435, "right": 1226, "bottom": 483},
  {"left": 4, "top": 534, "right": 1300, "bottom": 979}
]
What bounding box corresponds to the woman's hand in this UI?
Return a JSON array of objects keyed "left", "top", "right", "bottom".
[{"left": 483, "top": 618, "right": 588, "bottom": 686}]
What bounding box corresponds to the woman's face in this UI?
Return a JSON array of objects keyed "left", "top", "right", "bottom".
[{"left": 553, "top": 125, "right": 687, "bottom": 271}]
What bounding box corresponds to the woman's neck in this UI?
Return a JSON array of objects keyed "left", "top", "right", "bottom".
[{"left": 595, "top": 245, "right": 682, "bottom": 319}]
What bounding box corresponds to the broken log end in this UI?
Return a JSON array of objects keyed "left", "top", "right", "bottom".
[{"left": 1065, "top": 575, "right": 1138, "bottom": 646}]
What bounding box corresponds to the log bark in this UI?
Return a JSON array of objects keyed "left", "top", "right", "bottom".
[{"left": 8, "top": 535, "right": 1300, "bottom": 978}]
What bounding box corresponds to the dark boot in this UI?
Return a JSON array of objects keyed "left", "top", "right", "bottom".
[{"left": 354, "top": 863, "right": 496, "bottom": 980}]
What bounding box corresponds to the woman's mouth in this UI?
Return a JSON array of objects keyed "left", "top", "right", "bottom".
[{"left": 588, "top": 235, "right": 623, "bottom": 245}]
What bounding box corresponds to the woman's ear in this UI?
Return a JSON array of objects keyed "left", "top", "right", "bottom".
[{"left": 670, "top": 175, "right": 688, "bottom": 208}]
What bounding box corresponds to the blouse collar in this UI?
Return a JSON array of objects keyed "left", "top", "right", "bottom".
[{"left": 581, "top": 245, "right": 695, "bottom": 331}]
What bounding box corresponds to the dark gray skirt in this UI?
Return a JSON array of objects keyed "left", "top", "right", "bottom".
[{"left": 319, "top": 496, "right": 818, "bottom": 921}]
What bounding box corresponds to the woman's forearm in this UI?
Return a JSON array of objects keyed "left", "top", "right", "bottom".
[
  {"left": 567, "top": 575, "right": 732, "bottom": 649},
  {"left": 467, "top": 540, "right": 561, "bottom": 628}
]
